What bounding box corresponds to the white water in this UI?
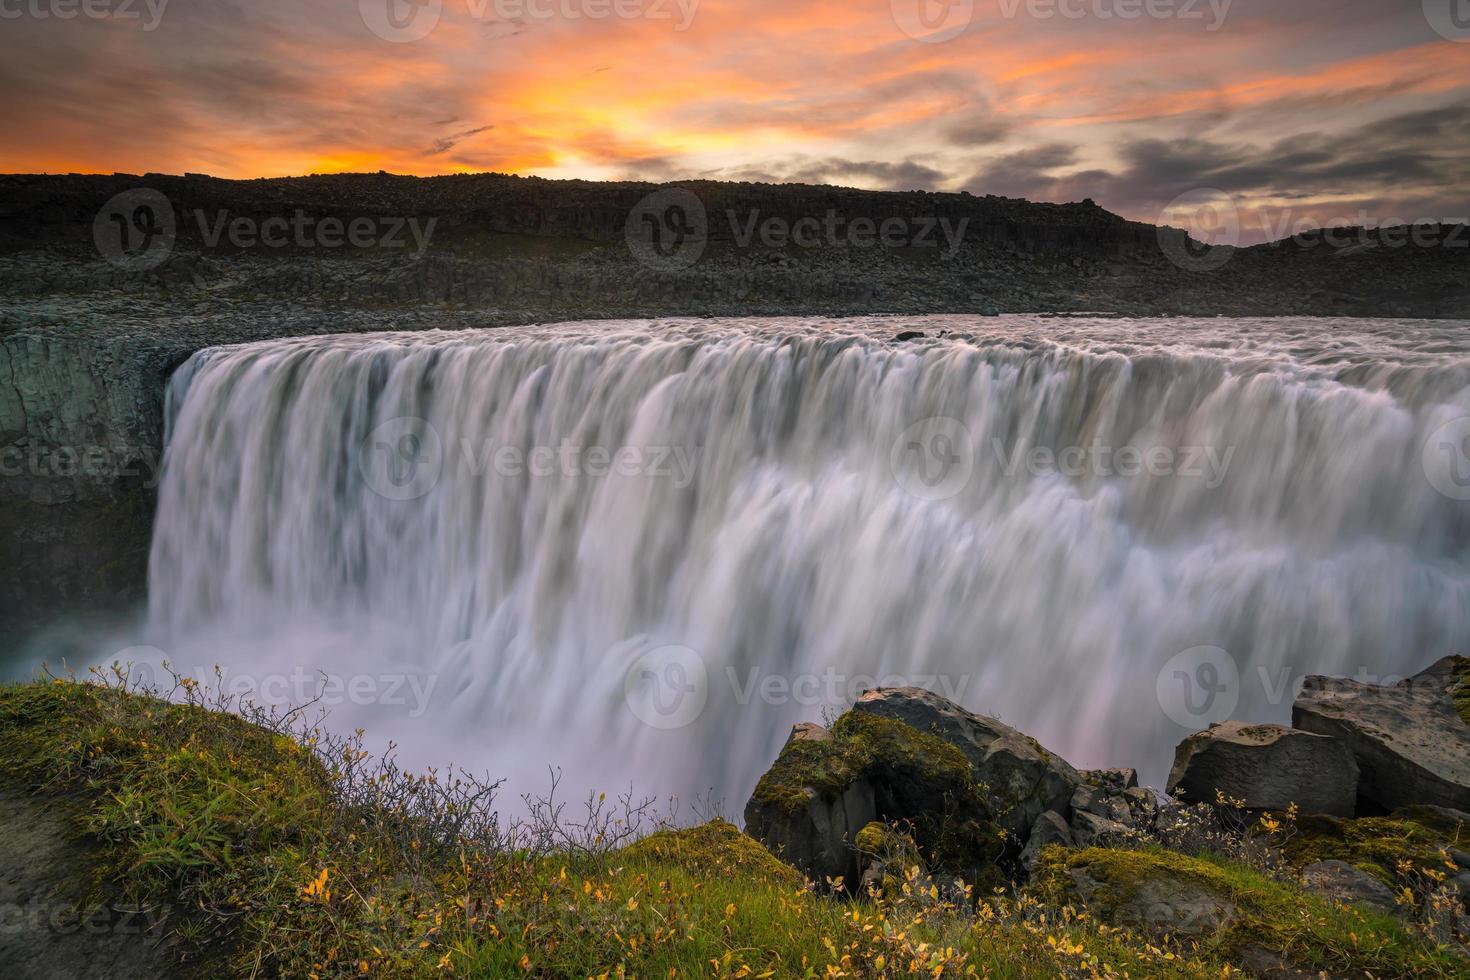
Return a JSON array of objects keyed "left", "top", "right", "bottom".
[{"left": 136, "top": 315, "right": 1470, "bottom": 804}]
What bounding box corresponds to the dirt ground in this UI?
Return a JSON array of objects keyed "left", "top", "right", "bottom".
[{"left": 0, "top": 787, "right": 184, "bottom": 979}]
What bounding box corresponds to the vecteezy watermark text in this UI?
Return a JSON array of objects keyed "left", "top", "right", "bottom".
[
  {"left": 623, "top": 643, "right": 974, "bottom": 730},
  {"left": 0, "top": 901, "right": 172, "bottom": 939},
  {"left": 358, "top": 417, "right": 702, "bottom": 501},
  {"left": 0, "top": 444, "right": 162, "bottom": 487},
  {"left": 194, "top": 210, "right": 436, "bottom": 253},
  {"left": 992, "top": 439, "right": 1234, "bottom": 487},
  {"left": 1158, "top": 188, "right": 1470, "bottom": 273},
  {"left": 359, "top": 0, "right": 699, "bottom": 43},
  {"left": 889, "top": 416, "right": 1236, "bottom": 502},
  {"left": 996, "top": 0, "right": 1232, "bottom": 29},
  {"left": 624, "top": 187, "right": 971, "bottom": 272},
  {"left": 889, "top": 0, "right": 1231, "bottom": 43},
  {"left": 1155, "top": 645, "right": 1463, "bottom": 729},
  {"left": 0, "top": 0, "right": 169, "bottom": 30},
  {"left": 117, "top": 655, "right": 441, "bottom": 720},
  {"left": 93, "top": 188, "right": 437, "bottom": 271}
]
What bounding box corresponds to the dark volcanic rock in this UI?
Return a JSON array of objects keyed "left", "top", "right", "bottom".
[
  {"left": 1299, "top": 860, "right": 1400, "bottom": 916},
  {"left": 1292, "top": 656, "right": 1470, "bottom": 813},
  {"left": 1019, "top": 810, "right": 1075, "bottom": 873},
  {"left": 849, "top": 687, "right": 1083, "bottom": 842},
  {"left": 743, "top": 705, "right": 1003, "bottom": 887},
  {"left": 1166, "top": 721, "right": 1359, "bottom": 817}
]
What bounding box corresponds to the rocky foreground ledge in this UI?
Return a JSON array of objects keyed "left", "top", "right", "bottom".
[
  {"left": 0, "top": 659, "right": 1467, "bottom": 978},
  {"left": 743, "top": 656, "right": 1470, "bottom": 974}
]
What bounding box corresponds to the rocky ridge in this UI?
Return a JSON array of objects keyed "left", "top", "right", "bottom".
[{"left": 743, "top": 656, "right": 1470, "bottom": 964}]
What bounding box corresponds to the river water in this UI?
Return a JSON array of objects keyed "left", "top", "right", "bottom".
[{"left": 120, "top": 315, "right": 1470, "bottom": 805}]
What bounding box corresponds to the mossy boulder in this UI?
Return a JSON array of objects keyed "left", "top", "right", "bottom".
[
  {"left": 744, "top": 708, "right": 1002, "bottom": 887},
  {"left": 849, "top": 687, "right": 1082, "bottom": 841},
  {"left": 1283, "top": 805, "right": 1470, "bottom": 888},
  {"left": 1035, "top": 846, "right": 1464, "bottom": 977},
  {"left": 1293, "top": 655, "right": 1470, "bottom": 812}
]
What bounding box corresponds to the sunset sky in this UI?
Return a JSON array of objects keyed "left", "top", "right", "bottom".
[{"left": 2, "top": 0, "right": 1468, "bottom": 240}]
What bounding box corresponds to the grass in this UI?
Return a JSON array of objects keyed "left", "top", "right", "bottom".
[
  {"left": 1036, "top": 846, "right": 1467, "bottom": 978},
  {"left": 1283, "top": 807, "right": 1468, "bottom": 885},
  {"left": 0, "top": 676, "right": 1465, "bottom": 978},
  {"left": 1452, "top": 656, "right": 1470, "bottom": 726}
]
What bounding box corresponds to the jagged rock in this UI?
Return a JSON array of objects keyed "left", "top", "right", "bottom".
[
  {"left": 1083, "top": 767, "right": 1139, "bottom": 792},
  {"left": 1019, "top": 810, "right": 1074, "bottom": 874},
  {"left": 743, "top": 705, "right": 1001, "bottom": 887},
  {"left": 743, "top": 777, "right": 877, "bottom": 888},
  {"left": 1070, "top": 783, "right": 1133, "bottom": 824},
  {"left": 849, "top": 687, "right": 1082, "bottom": 842},
  {"left": 1293, "top": 656, "right": 1470, "bottom": 812},
  {"left": 785, "top": 722, "right": 831, "bottom": 747},
  {"left": 1299, "top": 860, "right": 1400, "bottom": 916},
  {"left": 1167, "top": 721, "right": 1359, "bottom": 817},
  {"left": 1070, "top": 810, "right": 1130, "bottom": 849},
  {"left": 1123, "top": 785, "right": 1158, "bottom": 813}
]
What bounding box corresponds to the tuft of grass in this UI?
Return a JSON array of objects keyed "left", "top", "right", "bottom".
[
  {"left": 1285, "top": 808, "right": 1468, "bottom": 885},
  {"left": 1036, "top": 846, "right": 1465, "bottom": 978}
]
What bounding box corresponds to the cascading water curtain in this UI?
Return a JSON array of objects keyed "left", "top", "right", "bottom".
[{"left": 142, "top": 316, "right": 1470, "bottom": 804}]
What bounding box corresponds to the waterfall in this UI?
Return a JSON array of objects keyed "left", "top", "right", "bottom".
[{"left": 142, "top": 315, "right": 1470, "bottom": 804}]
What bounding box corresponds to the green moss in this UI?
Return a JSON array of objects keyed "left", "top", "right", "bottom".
[
  {"left": 1035, "top": 846, "right": 1463, "bottom": 978},
  {"left": 830, "top": 709, "right": 979, "bottom": 808},
  {"left": 1285, "top": 808, "right": 1468, "bottom": 884},
  {"left": 621, "top": 819, "right": 799, "bottom": 887},
  {"left": 747, "top": 733, "right": 865, "bottom": 813},
  {"left": 748, "top": 710, "right": 975, "bottom": 815},
  {"left": 749, "top": 710, "right": 1006, "bottom": 878},
  {"left": 853, "top": 821, "right": 889, "bottom": 855},
  {"left": 1451, "top": 655, "right": 1470, "bottom": 725}
]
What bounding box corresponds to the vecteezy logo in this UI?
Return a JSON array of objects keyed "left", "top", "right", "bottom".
[
  {"left": 1424, "top": 0, "right": 1470, "bottom": 42},
  {"left": 623, "top": 644, "right": 708, "bottom": 730},
  {"left": 1156, "top": 646, "right": 1239, "bottom": 728},
  {"left": 624, "top": 188, "right": 708, "bottom": 272},
  {"left": 357, "top": 416, "right": 444, "bottom": 501},
  {"left": 93, "top": 189, "right": 176, "bottom": 271},
  {"left": 360, "top": 0, "right": 442, "bottom": 42},
  {"left": 1422, "top": 416, "right": 1470, "bottom": 501},
  {"left": 890, "top": 0, "right": 974, "bottom": 43},
  {"left": 890, "top": 416, "right": 975, "bottom": 501},
  {"left": 109, "top": 646, "right": 171, "bottom": 688},
  {"left": 1157, "top": 188, "right": 1240, "bottom": 273}
]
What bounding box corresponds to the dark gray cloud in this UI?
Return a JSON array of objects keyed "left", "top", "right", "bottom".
[
  {"left": 428, "top": 126, "right": 494, "bottom": 156},
  {"left": 961, "top": 100, "right": 1470, "bottom": 239}
]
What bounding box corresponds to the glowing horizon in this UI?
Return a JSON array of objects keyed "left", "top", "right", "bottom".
[{"left": 2, "top": 0, "right": 1467, "bottom": 242}]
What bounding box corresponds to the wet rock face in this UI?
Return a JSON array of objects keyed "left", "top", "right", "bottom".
[
  {"left": 1166, "top": 721, "right": 1360, "bottom": 817},
  {"left": 1293, "top": 656, "right": 1470, "bottom": 813},
  {"left": 0, "top": 332, "right": 174, "bottom": 505}
]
